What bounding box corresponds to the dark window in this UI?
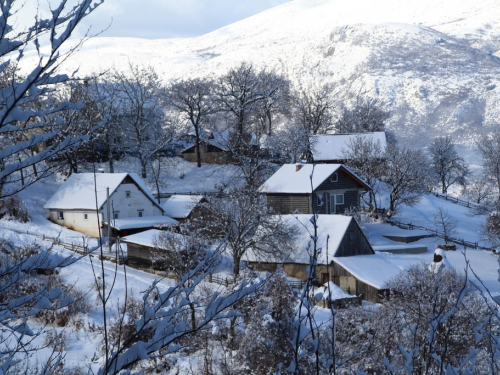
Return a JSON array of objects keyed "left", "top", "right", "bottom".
[
  {"left": 84, "top": 213, "right": 88, "bottom": 220},
  {"left": 58, "top": 211, "right": 64, "bottom": 220},
  {"left": 331, "top": 173, "right": 338, "bottom": 182},
  {"left": 138, "top": 211, "right": 143, "bottom": 217},
  {"left": 126, "top": 191, "right": 131, "bottom": 198},
  {"left": 114, "top": 212, "right": 119, "bottom": 219}
]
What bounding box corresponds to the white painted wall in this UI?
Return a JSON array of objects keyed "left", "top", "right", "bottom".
[{"left": 48, "top": 181, "right": 163, "bottom": 237}]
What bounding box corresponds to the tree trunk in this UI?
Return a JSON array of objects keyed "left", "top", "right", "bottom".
[
  {"left": 195, "top": 125, "right": 202, "bottom": 168},
  {"left": 233, "top": 258, "right": 240, "bottom": 281}
]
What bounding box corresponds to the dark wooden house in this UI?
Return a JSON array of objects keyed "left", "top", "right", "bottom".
[
  {"left": 181, "top": 131, "right": 233, "bottom": 164},
  {"left": 245, "top": 214, "right": 401, "bottom": 303},
  {"left": 259, "top": 164, "right": 370, "bottom": 215}
]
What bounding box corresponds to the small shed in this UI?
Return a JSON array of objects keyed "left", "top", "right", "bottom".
[
  {"left": 122, "top": 229, "right": 186, "bottom": 273},
  {"left": 44, "top": 173, "right": 164, "bottom": 237},
  {"left": 310, "top": 132, "right": 387, "bottom": 163},
  {"left": 162, "top": 195, "right": 206, "bottom": 223},
  {"left": 259, "top": 164, "right": 370, "bottom": 215}
]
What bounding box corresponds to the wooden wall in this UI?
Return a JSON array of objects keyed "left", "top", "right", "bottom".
[
  {"left": 265, "top": 194, "right": 310, "bottom": 214},
  {"left": 334, "top": 218, "right": 374, "bottom": 257}
]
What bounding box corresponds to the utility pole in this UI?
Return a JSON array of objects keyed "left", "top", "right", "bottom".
[{"left": 107, "top": 187, "right": 111, "bottom": 253}]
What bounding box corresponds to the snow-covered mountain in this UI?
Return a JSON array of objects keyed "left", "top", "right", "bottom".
[{"left": 32, "top": 0, "right": 500, "bottom": 149}]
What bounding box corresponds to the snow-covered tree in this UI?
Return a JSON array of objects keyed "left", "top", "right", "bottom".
[
  {"left": 199, "top": 187, "right": 296, "bottom": 279},
  {"left": 167, "top": 77, "right": 216, "bottom": 167},
  {"left": 477, "top": 130, "right": 500, "bottom": 196},
  {"left": 109, "top": 64, "right": 173, "bottom": 178},
  {"left": 335, "top": 99, "right": 389, "bottom": 134},
  {"left": 383, "top": 146, "right": 430, "bottom": 216},
  {"left": 429, "top": 136, "right": 469, "bottom": 194},
  {"left": 341, "top": 134, "right": 385, "bottom": 212},
  {"left": 0, "top": 0, "right": 104, "bottom": 198}
]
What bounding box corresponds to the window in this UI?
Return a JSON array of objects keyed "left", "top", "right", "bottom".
[
  {"left": 125, "top": 191, "right": 131, "bottom": 198},
  {"left": 331, "top": 173, "right": 338, "bottom": 182},
  {"left": 113, "top": 212, "right": 119, "bottom": 219},
  {"left": 329, "top": 194, "right": 344, "bottom": 214},
  {"left": 335, "top": 194, "right": 344, "bottom": 205},
  {"left": 58, "top": 211, "right": 64, "bottom": 220},
  {"left": 138, "top": 211, "right": 143, "bottom": 217},
  {"left": 84, "top": 213, "right": 88, "bottom": 220}
]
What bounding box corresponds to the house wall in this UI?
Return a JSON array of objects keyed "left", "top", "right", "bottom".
[
  {"left": 182, "top": 143, "right": 232, "bottom": 164},
  {"left": 127, "top": 243, "right": 170, "bottom": 271},
  {"left": 334, "top": 219, "right": 374, "bottom": 257},
  {"left": 107, "top": 182, "right": 163, "bottom": 221},
  {"left": 312, "top": 168, "right": 364, "bottom": 214},
  {"left": 265, "top": 194, "right": 310, "bottom": 214},
  {"left": 48, "top": 209, "right": 103, "bottom": 237}
]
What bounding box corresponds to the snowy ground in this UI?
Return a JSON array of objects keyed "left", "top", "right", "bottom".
[{"left": 2, "top": 159, "right": 500, "bottom": 371}]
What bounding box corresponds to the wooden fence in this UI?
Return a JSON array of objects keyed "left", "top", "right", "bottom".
[
  {"left": 385, "top": 218, "right": 489, "bottom": 250},
  {"left": 433, "top": 192, "right": 489, "bottom": 212},
  {"left": 208, "top": 273, "right": 233, "bottom": 287}
]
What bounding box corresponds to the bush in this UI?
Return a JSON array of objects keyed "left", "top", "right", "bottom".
[{"left": 0, "top": 196, "right": 30, "bottom": 222}]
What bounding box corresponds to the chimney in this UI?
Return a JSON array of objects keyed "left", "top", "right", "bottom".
[{"left": 296, "top": 164, "right": 302, "bottom": 172}]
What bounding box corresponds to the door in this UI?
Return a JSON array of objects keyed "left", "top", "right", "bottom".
[{"left": 329, "top": 194, "right": 344, "bottom": 214}]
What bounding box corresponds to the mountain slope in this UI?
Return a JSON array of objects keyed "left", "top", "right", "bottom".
[{"left": 29, "top": 0, "right": 500, "bottom": 150}]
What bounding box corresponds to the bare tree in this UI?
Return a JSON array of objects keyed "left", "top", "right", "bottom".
[
  {"left": 335, "top": 99, "right": 389, "bottom": 133},
  {"left": 199, "top": 187, "right": 296, "bottom": 279},
  {"left": 429, "top": 136, "right": 469, "bottom": 194},
  {"left": 292, "top": 82, "right": 336, "bottom": 136},
  {"left": 477, "top": 131, "right": 500, "bottom": 195},
  {"left": 167, "top": 78, "right": 216, "bottom": 167},
  {"left": 462, "top": 174, "right": 493, "bottom": 205},
  {"left": 215, "top": 62, "right": 264, "bottom": 153},
  {"left": 433, "top": 206, "right": 457, "bottom": 245},
  {"left": 383, "top": 146, "right": 430, "bottom": 216},
  {"left": 252, "top": 69, "right": 291, "bottom": 136},
  {"left": 341, "top": 134, "right": 385, "bottom": 212},
  {"left": 110, "top": 64, "right": 173, "bottom": 178}
]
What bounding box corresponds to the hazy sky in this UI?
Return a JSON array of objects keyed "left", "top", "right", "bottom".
[{"left": 20, "top": 0, "right": 293, "bottom": 40}]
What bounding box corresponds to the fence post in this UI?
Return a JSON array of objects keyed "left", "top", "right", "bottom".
[{"left": 209, "top": 273, "right": 212, "bottom": 283}]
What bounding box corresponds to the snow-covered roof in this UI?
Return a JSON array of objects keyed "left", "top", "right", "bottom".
[
  {"left": 108, "top": 216, "right": 178, "bottom": 230},
  {"left": 311, "top": 132, "right": 387, "bottom": 162},
  {"left": 315, "top": 281, "right": 357, "bottom": 301},
  {"left": 259, "top": 164, "right": 369, "bottom": 193},
  {"left": 334, "top": 254, "right": 403, "bottom": 290},
  {"left": 122, "top": 229, "right": 187, "bottom": 251},
  {"left": 162, "top": 195, "right": 204, "bottom": 219},
  {"left": 246, "top": 214, "right": 360, "bottom": 264},
  {"left": 180, "top": 130, "right": 231, "bottom": 153},
  {"left": 44, "top": 173, "right": 163, "bottom": 212}
]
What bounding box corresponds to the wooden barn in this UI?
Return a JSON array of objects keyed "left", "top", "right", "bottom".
[
  {"left": 181, "top": 131, "right": 233, "bottom": 164},
  {"left": 259, "top": 164, "right": 370, "bottom": 215},
  {"left": 245, "top": 214, "right": 401, "bottom": 303}
]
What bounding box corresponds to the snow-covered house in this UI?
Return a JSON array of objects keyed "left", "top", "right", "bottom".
[
  {"left": 259, "top": 164, "right": 370, "bottom": 215},
  {"left": 162, "top": 195, "right": 206, "bottom": 223},
  {"left": 181, "top": 130, "right": 233, "bottom": 164},
  {"left": 44, "top": 173, "right": 165, "bottom": 237},
  {"left": 246, "top": 214, "right": 401, "bottom": 303},
  {"left": 310, "top": 132, "right": 387, "bottom": 163}
]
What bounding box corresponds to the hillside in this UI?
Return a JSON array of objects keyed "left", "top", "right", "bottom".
[{"left": 24, "top": 0, "right": 500, "bottom": 151}]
